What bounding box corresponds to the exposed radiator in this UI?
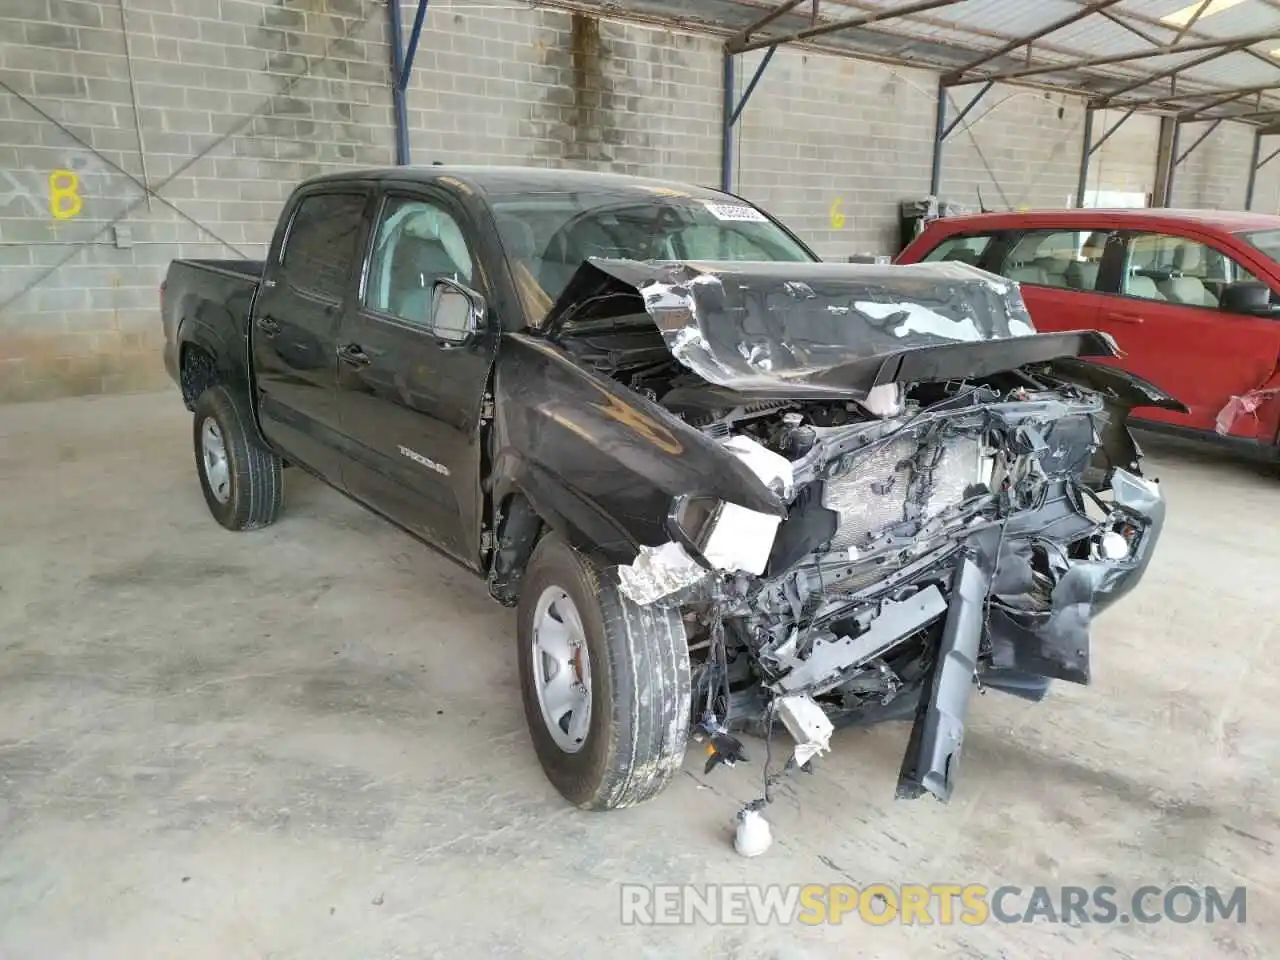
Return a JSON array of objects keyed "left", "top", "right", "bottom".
[{"left": 822, "top": 434, "right": 984, "bottom": 550}]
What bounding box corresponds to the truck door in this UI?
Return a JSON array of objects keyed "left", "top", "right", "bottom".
[
  {"left": 334, "top": 186, "right": 498, "bottom": 566},
  {"left": 252, "top": 188, "right": 371, "bottom": 483}
]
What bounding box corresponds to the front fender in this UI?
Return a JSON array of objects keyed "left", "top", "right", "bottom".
[
  {"left": 1039, "top": 357, "right": 1188, "bottom": 414},
  {"left": 492, "top": 334, "right": 784, "bottom": 557}
]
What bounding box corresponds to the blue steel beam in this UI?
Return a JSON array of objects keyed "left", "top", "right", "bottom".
[
  {"left": 931, "top": 80, "right": 993, "bottom": 196},
  {"left": 1175, "top": 118, "right": 1223, "bottom": 166},
  {"left": 721, "top": 46, "right": 778, "bottom": 191},
  {"left": 721, "top": 52, "right": 735, "bottom": 191},
  {"left": 729, "top": 46, "right": 778, "bottom": 127},
  {"left": 389, "top": 0, "right": 431, "bottom": 165},
  {"left": 400, "top": 0, "right": 430, "bottom": 93}
]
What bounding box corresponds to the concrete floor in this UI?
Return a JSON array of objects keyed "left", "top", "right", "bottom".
[{"left": 1, "top": 392, "right": 1277, "bottom": 959}]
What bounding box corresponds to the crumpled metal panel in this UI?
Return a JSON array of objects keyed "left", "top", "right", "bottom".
[{"left": 540, "top": 259, "right": 1123, "bottom": 400}]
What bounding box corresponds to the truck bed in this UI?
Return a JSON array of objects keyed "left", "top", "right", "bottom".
[
  {"left": 178, "top": 259, "right": 266, "bottom": 281},
  {"left": 162, "top": 258, "right": 265, "bottom": 391}
]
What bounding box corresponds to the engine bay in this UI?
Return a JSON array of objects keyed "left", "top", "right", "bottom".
[{"left": 557, "top": 310, "right": 1164, "bottom": 791}]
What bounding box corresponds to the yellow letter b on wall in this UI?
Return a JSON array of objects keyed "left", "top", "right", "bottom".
[{"left": 49, "top": 169, "right": 82, "bottom": 220}]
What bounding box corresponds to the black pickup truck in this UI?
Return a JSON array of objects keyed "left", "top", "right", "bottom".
[{"left": 162, "top": 166, "right": 1182, "bottom": 815}]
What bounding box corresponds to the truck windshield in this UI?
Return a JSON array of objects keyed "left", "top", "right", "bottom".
[
  {"left": 1241, "top": 228, "right": 1280, "bottom": 267},
  {"left": 489, "top": 192, "right": 814, "bottom": 325}
]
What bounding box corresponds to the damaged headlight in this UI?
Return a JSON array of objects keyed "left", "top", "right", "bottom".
[
  {"left": 668, "top": 493, "right": 781, "bottom": 577},
  {"left": 855, "top": 382, "right": 906, "bottom": 419},
  {"left": 669, "top": 494, "right": 724, "bottom": 557}
]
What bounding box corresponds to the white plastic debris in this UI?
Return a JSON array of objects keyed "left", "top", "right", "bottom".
[
  {"left": 734, "top": 809, "right": 773, "bottom": 858},
  {"left": 721, "top": 434, "right": 794, "bottom": 500},
  {"left": 700, "top": 503, "right": 782, "bottom": 577},
  {"left": 776, "top": 694, "right": 835, "bottom": 768},
  {"left": 1099, "top": 530, "right": 1129, "bottom": 561},
  {"left": 616, "top": 541, "right": 708, "bottom": 605},
  {"left": 689, "top": 434, "right": 794, "bottom": 577},
  {"left": 859, "top": 382, "right": 905, "bottom": 419}
]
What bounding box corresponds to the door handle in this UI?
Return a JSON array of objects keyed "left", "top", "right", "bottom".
[
  {"left": 1105, "top": 312, "right": 1145, "bottom": 324},
  {"left": 256, "top": 316, "right": 280, "bottom": 336},
  {"left": 337, "top": 343, "right": 371, "bottom": 367}
]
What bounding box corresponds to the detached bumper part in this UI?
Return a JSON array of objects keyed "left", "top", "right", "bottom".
[
  {"left": 896, "top": 545, "right": 992, "bottom": 803},
  {"left": 776, "top": 694, "right": 834, "bottom": 768},
  {"left": 987, "top": 468, "right": 1166, "bottom": 685}
]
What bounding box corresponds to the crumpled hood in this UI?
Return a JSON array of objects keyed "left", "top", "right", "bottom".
[{"left": 542, "top": 259, "right": 1123, "bottom": 398}]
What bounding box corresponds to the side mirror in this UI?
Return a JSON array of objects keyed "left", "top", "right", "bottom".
[
  {"left": 1220, "top": 281, "right": 1277, "bottom": 317},
  {"left": 430, "top": 278, "right": 484, "bottom": 344}
]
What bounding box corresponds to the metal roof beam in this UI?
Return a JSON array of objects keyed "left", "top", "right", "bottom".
[
  {"left": 965, "top": 31, "right": 1280, "bottom": 84},
  {"left": 1217, "top": 108, "right": 1280, "bottom": 119},
  {"left": 1097, "top": 8, "right": 1163, "bottom": 47},
  {"left": 944, "top": 0, "right": 1125, "bottom": 84},
  {"left": 1098, "top": 40, "right": 1255, "bottom": 102},
  {"left": 729, "top": 0, "right": 968, "bottom": 56},
  {"left": 1181, "top": 87, "right": 1270, "bottom": 115},
  {"left": 1171, "top": 0, "right": 1214, "bottom": 45},
  {"left": 726, "top": 0, "right": 807, "bottom": 51},
  {"left": 1175, "top": 117, "right": 1222, "bottom": 165},
  {"left": 1112, "top": 81, "right": 1280, "bottom": 112}
]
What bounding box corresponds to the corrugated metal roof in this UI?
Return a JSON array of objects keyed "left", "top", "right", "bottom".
[{"left": 550, "top": 0, "right": 1280, "bottom": 120}]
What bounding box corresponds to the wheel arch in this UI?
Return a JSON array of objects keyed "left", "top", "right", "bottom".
[{"left": 487, "top": 465, "right": 640, "bottom": 606}]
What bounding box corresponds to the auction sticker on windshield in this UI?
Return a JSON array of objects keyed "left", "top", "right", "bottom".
[{"left": 703, "top": 201, "right": 768, "bottom": 222}]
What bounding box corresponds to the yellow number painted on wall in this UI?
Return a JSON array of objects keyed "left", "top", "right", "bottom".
[
  {"left": 49, "top": 169, "right": 82, "bottom": 220},
  {"left": 829, "top": 196, "right": 846, "bottom": 230}
]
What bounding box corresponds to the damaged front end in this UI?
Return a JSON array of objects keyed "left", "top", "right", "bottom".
[{"left": 526, "top": 258, "right": 1177, "bottom": 804}]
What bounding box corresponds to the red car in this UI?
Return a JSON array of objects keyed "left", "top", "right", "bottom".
[{"left": 897, "top": 209, "right": 1280, "bottom": 454}]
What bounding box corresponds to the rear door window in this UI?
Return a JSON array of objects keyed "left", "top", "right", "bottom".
[
  {"left": 281, "top": 193, "right": 366, "bottom": 302},
  {"left": 920, "top": 234, "right": 993, "bottom": 266},
  {"left": 1122, "top": 232, "right": 1258, "bottom": 307},
  {"left": 996, "top": 229, "right": 1114, "bottom": 292}
]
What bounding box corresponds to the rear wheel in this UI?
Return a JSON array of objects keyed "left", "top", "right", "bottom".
[
  {"left": 517, "top": 534, "right": 691, "bottom": 810},
  {"left": 192, "top": 384, "right": 283, "bottom": 531}
]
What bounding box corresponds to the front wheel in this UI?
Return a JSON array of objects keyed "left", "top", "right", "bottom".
[
  {"left": 517, "top": 534, "right": 691, "bottom": 810},
  {"left": 192, "top": 384, "right": 283, "bottom": 531}
]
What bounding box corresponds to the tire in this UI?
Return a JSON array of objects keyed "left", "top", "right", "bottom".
[
  {"left": 192, "top": 384, "right": 283, "bottom": 531},
  {"left": 517, "top": 534, "right": 691, "bottom": 810}
]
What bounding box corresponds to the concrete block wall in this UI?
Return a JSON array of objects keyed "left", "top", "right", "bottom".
[
  {"left": 400, "top": 7, "right": 721, "bottom": 184},
  {"left": 0, "top": 0, "right": 1266, "bottom": 403},
  {"left": 1085, "top": 109, "right": 1161, "bottom": 201},
  {"left": 1170, "top": 119, "right": 1257, "bottom": 212},
  {"left": 733, "top": 47, "right": 938, "bottom": 258},
  {"left": 939, "top": 86, "right": 1085, "bottom": 210},
  {"left": 1, "top": 0, "right": 398, "bottom": 401}
]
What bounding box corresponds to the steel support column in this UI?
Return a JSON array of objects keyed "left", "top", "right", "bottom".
[
  {"left": 1175, "top": 119, "right": 1222, "bottom": 166},
  {"left": 1163, "top": 120, "right": 1183, "bottom": 207},
  {"left": 1244, "top": 129, "right": 1280, "bottom": 209},
  {"left": 721, "top": 51, "right": 736, "bottom": 191},
  {"left": 1076, "top": 107, "right": 1095, "bottom": 208},
  {"left": 389, "top": 0, "right": 431, "bottom": 165},
  {"left": 930, "top": 80, "right": 993, "bottom": 196},
  {"left": 721, "top": 45, "right": 778, "bottom": 191},
  {"left": 1246, "top": 129, "right": 1263, "bottom": 209}
]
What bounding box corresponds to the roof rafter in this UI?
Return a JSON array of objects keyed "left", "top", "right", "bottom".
[
  {"left": 1117, "top": 80, "right": 1280, "bottom": 111},
  {"left": 1099, "top": 39, "right": 1264, "bottom": 102},
  {"left": 963, "top": 29, "right": 1280, "bottom": 84},
  {"left": 726, "top": 0, "right": 968, "bottom": 55},
  {"left": 944, "top": 0, "right": 1126, "bottom": 84}
]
